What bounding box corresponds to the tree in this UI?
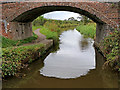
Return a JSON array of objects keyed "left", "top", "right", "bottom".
[
  {"left": 68, "top": 17, "right": 76, "bottom": 21},
  {"left": 81, "top": 15, "right": 91, "bottom": 25},
  {"left": 77, "top": 16, "right": 82, "bottom": 21}
]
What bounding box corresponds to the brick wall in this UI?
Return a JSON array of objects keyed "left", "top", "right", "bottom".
[{"left": 1, "top": 1, "right": 119, "bottom": 40}]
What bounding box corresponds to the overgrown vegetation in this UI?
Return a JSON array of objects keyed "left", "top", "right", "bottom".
[
  {"left": 2, "top": 32, "right": 38, "bottom": 48},
  {"left": 99, "top": 30, "right": 120, "bottom": 71},
  {"left": 32, "top": 16, "right": 80, "bottom": 27},
  {"left": 2, "top": 13, "right": 119, "bottom": 78},
  {"left": 33, "top": 16, "right": 80, "bottom": 44},
  {"left": 39, "top": 22, "right": 59, "bottom": 44},
  {"left": 2, "top": 15, "right": 80, "bottom": 78},
  {"left": 32, "top": 26, "right": 42, "bottom": 31},
  {"left": 2, "top": 43, "right": 45, "bottom": 78},
  {"left": 76, "top": 23, "right": 96, "bottom": 39}
]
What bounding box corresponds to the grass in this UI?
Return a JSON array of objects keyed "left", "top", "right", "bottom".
[
  {"left": 76, "top": 23, "right": 96, "bottom": 39},
  {"left": 2, "top": 32, "right": 38, "bottom": 48},
  {"left": 2, "top": 36, "right": 18, "bottom": 48},
  {"left": 32, "top": 26, "right": 42, "bottom": 31},
  {"left": 33, "top": 21, "right": 79, "bottom": 45},
  {"left": 39, "top": 26, "right": 59, "bottom": 44}
]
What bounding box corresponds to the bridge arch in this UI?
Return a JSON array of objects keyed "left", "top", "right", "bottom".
[
  {"left": 12, "top": 6, "right": 104, "bottom": 24},
  {"left": 2, "top": 2, "right": 118, "bottom": 42}
]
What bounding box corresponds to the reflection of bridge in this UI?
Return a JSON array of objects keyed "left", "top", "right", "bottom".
[{"left": 1, "top": 1, "right": 119, "bottom": 44}]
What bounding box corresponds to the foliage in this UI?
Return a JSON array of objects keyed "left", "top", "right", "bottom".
[
  {"left": 43, "top": 21, "right": 60, "bottom": 33},
  {"left": 32, "top": 16, "right": 47, "bottom": 26},
  {"left": 2, "top": 36, "right": 18, "bottom": 48},
  {"left": 99, "top": 30, "right": 120, "bottom": 71},
  {"left": 32, "top": 16, "right": 80, "bottom": 27},
  {"left": 59, "top": 23, "right": 79, "bottom": 28},
  {"left": 76, "top": 23, "right": 96, "bottom": 39},
  {"left": 32, "top": 16, "right": 80, "bottom": 44},
  {"left": 32, "top": 26, "right": 42, "bottom": 31},
  {"left": 81, "top": 15, "right": 91, "bottom": 25},
  {"left": 68, "top": 17, "right": 76, "bottom": 21},
  {"left": 2, "top": 43, "right": 45, "bottom": 77},
  {"left": 2, "top": 32, "right": 38, "bottom": 48},
  {"left": 1, "top": 16, "right": 80, "bottom": 78},
  {"left": 39, "top": 25, "right": 59, "bottom": 44}
]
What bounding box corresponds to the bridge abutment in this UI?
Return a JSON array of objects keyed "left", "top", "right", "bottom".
[
  {"left": 2, "top": 21, "right": 114, "bottom": 43},
  {"left": 2, "top": 22, "right": 33, "bottom": 40},
  {"left": 95, "top": 23, "right": 114, "bottom": 44}
]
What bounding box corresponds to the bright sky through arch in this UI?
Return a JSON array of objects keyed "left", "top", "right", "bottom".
[{"left": 43, "top": 11, "right": 81, "bottom": 21}]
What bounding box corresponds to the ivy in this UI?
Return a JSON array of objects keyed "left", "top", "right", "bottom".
[
  {"left": 2, "top": 43, "right": 45, "bottom": 78},
  {"left": 99, "top": 29, "right": 120, "bottom": 71}
]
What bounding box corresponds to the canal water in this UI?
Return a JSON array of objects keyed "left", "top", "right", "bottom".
[{"left": 3, "top": 29, "right": 118, "bottom": 88}]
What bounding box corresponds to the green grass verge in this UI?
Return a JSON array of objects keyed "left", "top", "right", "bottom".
[
  {"left": 2, "top": 32, "right": 38, "bottom": 48},
  {"left": 76, "top": 23, "right": 96, "bottom": 39},
  {"left": 39, "top": 26, "right": 59, "bottom": 43},
  {"left": 2, "top": 43, "right": 45, "bottom": 78},
  {"left": 32, "top": 25, "right": 42, "bottom": 31},
  {"left": 40, "top": 26, "right": 58, "bottom": 39}
]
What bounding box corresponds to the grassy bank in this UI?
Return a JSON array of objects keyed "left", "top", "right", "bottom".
[
  {"left": 32, "top": 16, "right": 80, "bottom": 44},
  {"left": 33, "top": 19, "right": 79, "bottom": 45},
  {"left": 32, "top": 26, "right": 42, "bottom": 31},
  {"left": 2, "top": 43, "right": 47, "bottom": 78},
  {"left": 2, "top": 32, "right": 38, "bottom": 48},
  {"left": 76, "top": 23, "right": 96, "bottom": 39}
]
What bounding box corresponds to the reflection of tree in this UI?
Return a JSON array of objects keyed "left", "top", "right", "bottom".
[{"left": 79, "top": 37, "right": 89, "bottom": 51}]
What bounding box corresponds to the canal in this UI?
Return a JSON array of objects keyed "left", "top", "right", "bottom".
[{"left": 2, "top": 29, "right": 118, "bottom": 88}]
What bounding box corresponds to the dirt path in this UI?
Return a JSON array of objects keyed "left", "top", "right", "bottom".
[
  {"left": 22, "top": 29, "right": 52, "bottom": 46},
  {"left": 34, "top": 29, "right": 46, "bottom": 43}
]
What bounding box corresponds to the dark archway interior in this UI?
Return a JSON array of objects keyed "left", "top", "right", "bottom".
[{"left": 12, "top": 6, "right": 104, "bottom": 24}]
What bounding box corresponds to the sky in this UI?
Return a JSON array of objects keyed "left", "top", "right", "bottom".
[{"left": 43, "top": 11, "right": 81, "bottom": 21}]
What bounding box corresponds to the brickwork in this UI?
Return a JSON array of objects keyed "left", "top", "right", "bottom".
[
  {"left": 1, "top": 1, "right": 119, "bottom": 40},
  {"left": 2, "top": 2, "right": 119, "bottom": 26}
]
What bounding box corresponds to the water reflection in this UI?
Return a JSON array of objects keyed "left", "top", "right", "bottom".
[
  {"left": 79, "top": 37, "right": 89, "bottom": 51},
  {"left": 94, "top": 49, "right": 118, "bottom": 88},
  {"left": 40, "top": 29, "right": 95, "bottom": 79}
]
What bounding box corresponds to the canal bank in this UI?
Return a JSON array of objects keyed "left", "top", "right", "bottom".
[
  {"left": 2, "top": 37, "right": 53, "bottom": 78},
  {"left": 76, "top": 23, "right": 119, "bottom": 72},
  {"left": 2, "top": 29, "right": 118, "bottom": 88},
  {"left": 2, "top": 23, "right": 78, "bottom": 78}
]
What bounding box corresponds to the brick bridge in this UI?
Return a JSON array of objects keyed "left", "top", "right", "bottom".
[{"left": 1, "top": 1, "right": 119, "bottom": 44}]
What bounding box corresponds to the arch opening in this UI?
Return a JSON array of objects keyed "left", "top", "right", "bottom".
[{"left": 12, "top": 6, "right": 104, "bottom": 24}]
